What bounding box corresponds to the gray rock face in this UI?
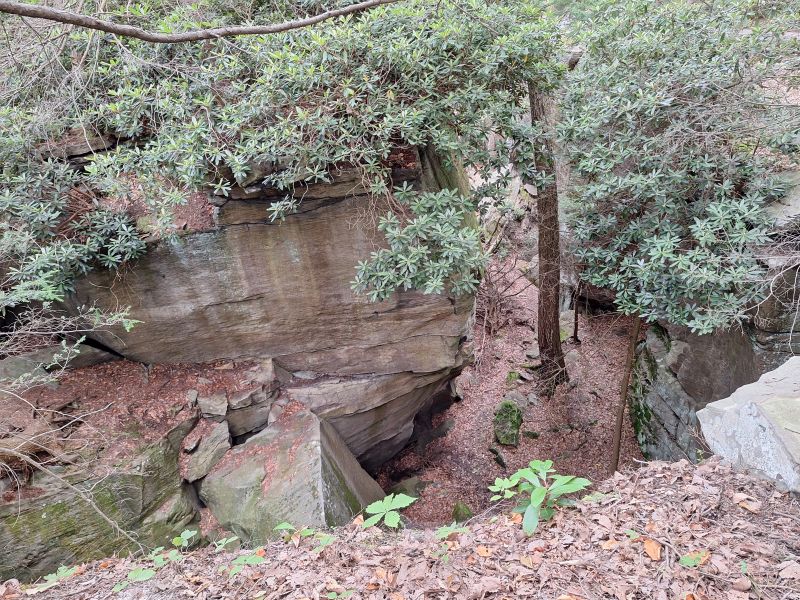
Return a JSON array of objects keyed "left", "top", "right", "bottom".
[
  {"left": 185, "top": 421, "right": 231, "bottom": 482},
  {"left": 199, "top": 410, "right": 383, "bottom": 541},
  {"left": 65, "top": 148, "right": 474, "bottom": 469},
  {"left": 286, "top": 370, "right": 460, "bottom": 470},
  {"left": 0, "top": 418, "right": 200, "bottom": 582},
  {"left": 698, "top": 357, "right": 800, "bottom": 492},
  {"left": 629, "top": 297, "right": 800, "bottom": 461},
  {"left": 198, "top": 392, "right": 228, "bottom": 419},
  {"left": 628, "top": 323, "right": 761, "bottom": 461}
]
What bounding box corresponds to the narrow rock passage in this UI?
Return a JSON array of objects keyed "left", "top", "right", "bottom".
[{"left": 378, "top": 254, "right": 643, "bottom": 525}]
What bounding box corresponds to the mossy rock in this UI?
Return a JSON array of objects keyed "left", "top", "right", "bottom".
[
  {"left": 0, "top": 417, "right": 200, "bottom": 582},
  {"left": 493, "top": 400, "right": 523, "bottom": 447},
  {"left": 451, "top": 501, "right": 473, "bottom": 523}
]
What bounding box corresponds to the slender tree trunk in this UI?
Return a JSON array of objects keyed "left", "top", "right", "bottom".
[
  {"left": 528, "top": 85, "right": 567, "bottom": 395},
  {"left": 571, "top": 282, "right": 581, "bottom": 343},
  {"left": 609, "top": 317, "right": 642, "bottom": 474}
]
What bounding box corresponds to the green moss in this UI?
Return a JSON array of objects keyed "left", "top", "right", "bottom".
[
  {"left": 493, "top": 400, "right": 523, "bottom": 446},
  {"left": 650, "top": 322, "right": 671, "bottom": 352},
  {"left": 451, "top": 501, "right": 473, "bottom": 523}
]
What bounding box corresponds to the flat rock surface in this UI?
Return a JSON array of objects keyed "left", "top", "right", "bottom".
[
  {"left": 698, "top": 357, "right": 800, "bottom": 492},
  {"left": 22, "top": 458, "right": 800, "bottom": 600},
  {"left": 199, "top": 407, "right": 383, "bottom": 542}
]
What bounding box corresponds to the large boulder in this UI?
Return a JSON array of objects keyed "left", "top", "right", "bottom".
[
  {"left": 199, "top": 410, "right": 383, "bottom": 541},
  {"left": 0, "top": 418, "right": 200, "bottom": 582},
  {"left": 628, "top": 323, "right": 761, "bottom": 461},
  {"left": 65, "top": 148, "right": 474, "bottom": 469},
  {"left": 698, "top": 357, "right": 800, "bottom": 492}
]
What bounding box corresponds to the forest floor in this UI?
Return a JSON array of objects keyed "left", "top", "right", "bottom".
[
  {"left": 11, "top": 457, "right": 799, "bottom": 600},
  {"left": 376, "top": 250, "right": 643, "bottom": 526}
]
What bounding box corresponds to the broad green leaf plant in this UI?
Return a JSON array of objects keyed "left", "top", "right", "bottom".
[
  {"left": 489, "top": 460, "right": 590, "bottom": 535},
  {"left": 362, "top": 493, "right": 417, "bottom": 529}
]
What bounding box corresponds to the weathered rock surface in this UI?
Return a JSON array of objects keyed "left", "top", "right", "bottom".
[
  {"left": 0, "top": 418, "right": 200, "bottom": 582},
  {"left": 629, "top": 289, "right": 800, "bottom": 462},
  {"left": 65, "top": 148, "right": 474, "bottom": 469},
  {"left": 286, "top": 370, "right": 463, "bottom": 469},
  {"left": 697, "top": 357, "right": 800, "bottom": 492},
  {"left": 628, "top": 323, "right": 761, "bottom": 460},
  {"left": 185, "top": 421, "right": 231, "bottom": 482},
  {"left": 199, "top": 410, "right": 383, "bottom": 542}
]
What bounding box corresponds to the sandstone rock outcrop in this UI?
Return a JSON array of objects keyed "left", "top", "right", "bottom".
[
  {"left": 65, "top": 147, "right": 474, "bottom": 470},
  {"left": 0, "top": 418, "right": 199, "bottom": 582},
  {"left": 199, "top": 410, "right": 384, "bottom": 541},
  {"left": 1, "top": 146, "right": 475, "bottom": 581},
  {"left": 698, "top": 357, "right": 800, "bottom": 492}
]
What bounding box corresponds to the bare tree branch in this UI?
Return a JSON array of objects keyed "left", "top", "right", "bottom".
[{"left": 0, "top": 0, "right": 403, "bottom": 43}]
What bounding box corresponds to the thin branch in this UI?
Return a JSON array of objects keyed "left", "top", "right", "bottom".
[{"left": 0, "top": 0, "right": 402, "bottom": 43}]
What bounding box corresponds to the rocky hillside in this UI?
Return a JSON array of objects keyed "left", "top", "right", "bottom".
[
  {"left": 0, "top": 144, "right": 475, "bottom": 581},
  {"left": 6, "top": 458, "right": 799, "bottom": 600}
]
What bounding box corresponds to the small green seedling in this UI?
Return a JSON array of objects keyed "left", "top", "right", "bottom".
[
  {"left": 313, "top": 532, "right": 336, "bottom": 554},
  {"left": 435, "top": 522, "right": 469, "bottom": 540},
  {"left": 679, "top": 550, "right": 710, "bottom": 568},
  {"left": 36, "top": 565, "right": 78, "bottom": 591},
  {"left": 171, "top": 529, "right": 197, "bottom": 549},
  {"left": 226, "top": 550, "right": 266, "bottom": 578},
  {"left": 274, "top": 522, "right": 315, "bottom": 542},
  {"left": 213, "top": 536, "right": 239, "bottom": 552},
  {"left": 112, "top": 567, "right": 156, "bottom": 593},
  {"left": 362, "top": 493, "right": 416, "bottom": 529},
  {"left": 488, "top": 459, "right": 590, "bottom": 535},
  {"left": 326, "top": 591, "right": 354, "bottom": 599},
  {"left": 624, "top": 529, "right": 640, "bottom": 540}
]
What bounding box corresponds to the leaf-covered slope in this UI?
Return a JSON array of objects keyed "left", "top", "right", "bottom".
[{"left": 22, "top": 457, "right": 800, "bottom": 599}]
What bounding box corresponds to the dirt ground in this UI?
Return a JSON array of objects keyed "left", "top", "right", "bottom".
[{"left": 377, "top": 251, "right": 643, "bottom": 526}]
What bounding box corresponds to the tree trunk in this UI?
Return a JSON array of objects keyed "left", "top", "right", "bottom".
[
  {"left": 609, "top": 317, "right": 642, "bottom": 474},
  {"left": 528, "top": 86, "right": 567, "bottom": 395}
]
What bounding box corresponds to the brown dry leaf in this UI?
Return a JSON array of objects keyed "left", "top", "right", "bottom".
[
  {"left": 731, "top": 577, "right": 751, "bottom": 591},
  {"left": 778, "top": 561, "right": 800, "bottom": 580},
  {"left": 389, "top": 594, "right": 405, "bottom": 600},
  {"left": 510, "top": 513, "right": 523, "bottom": 525},
  {"left": 557, "top": 595, "right": 583, "bottom": 600},
  {"left": 726, "top": 591, "right": 749, "bottom": 600},
  {"left": 476, "top": 545, "right": 493, "bottom": 557},
  {"left": 375, "top": 567, "right": 388, "bottom": 581},
  {"left": 737, "top": 500, "right": 762, "bottom": 514},
  {"left": 352, "top": 514, "right": 364, "bottom": 526},
  {"left": 643, "top": 538, "right": 662, "bottom": 561},
  {"left": 594, "top": 514, "right": 613, "bottom": 530},
  {"left": 520, "top": 555, "right": 535, "bottom": 568},
  {"left": 645, "top": 521, "right": 657, "bottom": 533},
  {"left": 365, "top": 582, "right": 380, "bottom": 591},
  {"left": 601, "top": 538, "right": 619, "bottom": 550}
]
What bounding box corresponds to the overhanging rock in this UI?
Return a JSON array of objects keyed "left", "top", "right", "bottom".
[{"left": 697, "top": 357, "right": 800, "bottom": 492}]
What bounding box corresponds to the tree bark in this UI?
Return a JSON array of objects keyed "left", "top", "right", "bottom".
[
  {"left": 528, "top": 86, "right": 567, "bottom": 395},
  {"left": 609, "top": 317, "right": 641, "bottom": 474},
  {"left": 0, "top": 0, "right": 400, "bottom": 43}
]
